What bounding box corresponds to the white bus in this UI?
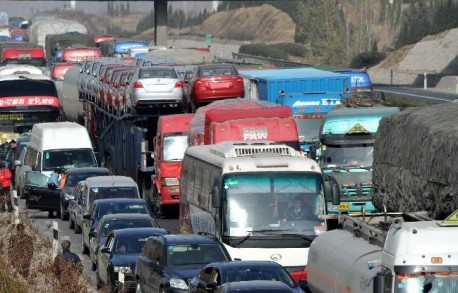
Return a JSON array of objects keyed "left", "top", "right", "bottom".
[{"left": 179, "top": 141, "right": 339, "bottom": 281}]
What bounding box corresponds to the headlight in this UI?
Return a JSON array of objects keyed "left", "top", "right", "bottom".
[
  {"left": 169, "top": 278, "right": 188, "bottom": 290},
  {"left": 114, "top": 266, "right": 132, "bottom": 274},
  {"left": 161, "top": 177, "right": 179, "bottom": 186}
]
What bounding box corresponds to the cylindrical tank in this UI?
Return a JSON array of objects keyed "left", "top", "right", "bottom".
[
  {"left": 62, "top": 65, "right": 84, "bottom": 125},
  {"left": 307, "top": 229, "right": 382, "bottom": 293}
]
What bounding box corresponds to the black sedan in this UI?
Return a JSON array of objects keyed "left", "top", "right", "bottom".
[
  {"left": 59, "top": 167, "right": 110, "bottom": 220},
  {"left": 188, "top": 261, "right": 303, "bottom": 293},
  {"left": 89, "top": 213, "right": 159, "bottom": 271},
  {"left": 96, "top": 227, "right": 169, "bottom": 293}
]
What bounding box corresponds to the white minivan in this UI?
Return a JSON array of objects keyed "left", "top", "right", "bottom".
[{"left": 20, "top": 122, "right": 97, "bottom": 177}]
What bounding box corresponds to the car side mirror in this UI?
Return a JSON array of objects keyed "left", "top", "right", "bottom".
[
  {"left": 14, "top": 160, "right": 21, "bottom": 166},
  {"left": 373, "top": 271, "right": 389, "bottom": 293},
  {"left": 211, "top": 185, "right": 221, "bottom": 208},
  {"left": 100, "top": 246, "right": 110, "bottom": 254}
]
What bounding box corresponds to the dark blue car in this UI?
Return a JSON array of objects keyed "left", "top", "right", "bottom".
[
  {"left": 96, "top": 227, "right": 169, "bottom": 293},
  {"left": 135, "top": 234, "right": 232, "bottom": 293},
  {"left": 189, "top": 261, "right": 303, "bottom": 293}
]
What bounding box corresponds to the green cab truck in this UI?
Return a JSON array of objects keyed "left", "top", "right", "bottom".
[{"left": 318, "top": 106, "right": 399, "bottom": 214}]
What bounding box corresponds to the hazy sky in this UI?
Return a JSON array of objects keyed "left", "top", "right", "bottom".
[{"left": 2, "top": 1, "right": 219, "bottom": 17}]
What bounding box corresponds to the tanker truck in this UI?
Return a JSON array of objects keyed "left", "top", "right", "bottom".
[{"left": 306, "top": 209, "right": 458, "bottom": 293}]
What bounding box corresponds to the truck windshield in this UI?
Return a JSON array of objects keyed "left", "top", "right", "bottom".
[
  {"left": 295, "top": 118, "right": 322, "bottom": 143},
  {"left": 163, "top": 135, "right": 188, "bottom": 161},
  {"left": 395, "top": 272, "right": 458, "bottom": 293},
  {"left": 321, "top": 145, "right": 373, "bottom": 169},
  {"left": 43, "top": 149, "right": 97, "bottom": 171},
  {"left": 222, "top": 173, "right": 325, "bottom": 238}
]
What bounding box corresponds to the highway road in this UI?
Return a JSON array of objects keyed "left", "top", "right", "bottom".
[
  {"left": 19, "top": 196, "right": 180, "bottom": 292},
  {"left": 374, "top": 84, "right": 458, "bottom": 104}
]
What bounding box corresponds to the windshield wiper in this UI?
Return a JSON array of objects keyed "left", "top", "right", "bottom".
[
  {"left": 235, "top": 229, "right": 292, "bottom": 246},
  {"left": 281, "top": 233, "right": 316, "bottom": 242}
]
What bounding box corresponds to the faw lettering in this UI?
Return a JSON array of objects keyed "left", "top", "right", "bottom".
[{"left": 243, "top": 127, "right": 268, "bottom": 140}]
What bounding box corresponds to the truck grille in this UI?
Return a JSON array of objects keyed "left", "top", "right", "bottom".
[
  {"left": 234, "top": 145, "right": 292, "bottom": 157},
  {"left": 342, "top": 183, "right": 371, "bottom": 197}
]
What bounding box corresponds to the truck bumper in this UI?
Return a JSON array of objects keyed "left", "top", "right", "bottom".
[{"left": 160, "top": 185, "right": 180, "bottom": 205}]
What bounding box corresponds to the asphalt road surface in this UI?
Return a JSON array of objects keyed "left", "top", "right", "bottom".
[{"left": 18, "top": 196, "right": 180, "bottom": 292}]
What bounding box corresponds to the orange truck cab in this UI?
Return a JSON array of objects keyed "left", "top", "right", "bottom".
[
  {"left": 2, "top": 47, "right": 46, "bottom": 67},
  {"left": 151, "top": 113, "right": 194, "bottom": 216},
  {"left": 189, "top": 99, "right": 300, "bottom": 150},
  {"left": 61, "top": 47, "right": 102, "bottom": 62}
]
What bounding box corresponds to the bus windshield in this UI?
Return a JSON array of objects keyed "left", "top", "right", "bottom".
[
  {"left": 222, "top": 173, "right": 325, "bottom": 237},
  {"left": 163, "top": 134, "right": 188, "bottom": 161},
  {"left": 395, "top": 272, "right": 458, "bottom": 292},
  {"left": 43, "top": 149, "right": 97, "bottom": 171},
  {"left": 321, "top": 145, "right": 373, "bottom": 169},
  {"left": 0, "top": 79, "right": 57, "bottom": 97}
]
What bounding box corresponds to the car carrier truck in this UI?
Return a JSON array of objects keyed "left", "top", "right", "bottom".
[
  {"left": 306, "top": 209, "right": 458, "bottom": 293},
  {"left": 240, "top": 68, "right": 350, "bottom": 155}
]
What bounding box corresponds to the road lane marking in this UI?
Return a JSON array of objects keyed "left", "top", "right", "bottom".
[{"left": 379, "top": 89, "right": 454, "bottom": 102}]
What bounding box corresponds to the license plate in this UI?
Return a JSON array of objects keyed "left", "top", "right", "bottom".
[
  {"left": 19, "top": 53, "right": 31, "bottom": 58},
  {"left": 210, "top": 82, "right": 230, "bottom": 89},
  {"left": 338, "top": 203, "right": 350, "bottom": 210}
]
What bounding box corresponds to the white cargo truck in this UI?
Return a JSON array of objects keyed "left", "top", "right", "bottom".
[{"left": 306, "top": 209, "right": 458, "bottom": 293}]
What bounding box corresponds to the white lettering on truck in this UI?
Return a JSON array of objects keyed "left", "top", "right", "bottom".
[
  {"left": 292, "top": 99, "right": 341, "bottom": 108},
  {"left": 243, "top": 127, "right": 268, "bottom": 140}
]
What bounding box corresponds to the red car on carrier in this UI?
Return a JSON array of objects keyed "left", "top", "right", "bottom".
[
  {"left": 184, "top": 64, "right": 244, "bottom": 110},
  {"left": 151, "top": 113, "right": 194, "bottom": 217}
]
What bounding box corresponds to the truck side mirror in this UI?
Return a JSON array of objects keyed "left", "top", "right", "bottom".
[
  {"left": 324, "top": 175, "right": 340, "bottom": 205},
  {"left": 331, "top": 182, "right": 340, "bottom": 206},
  {"left": 373, "top": 271, "right": 389, "bottom": 293},
  {"left": 211, "top": 179, "right": 222, "bottom": 208}
]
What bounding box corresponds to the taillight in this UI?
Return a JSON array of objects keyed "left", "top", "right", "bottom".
[
  {"left": 133, "top": 81, "right": 143, "bottom": 88},
  {"left": 236, "top": 77, "right": 244, "bottom": 83},
  {"left": 175, "top": 81, "right": 183, "bottom": 88}
]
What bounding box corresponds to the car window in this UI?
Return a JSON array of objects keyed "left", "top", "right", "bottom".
[
  {"left": 88, "top": 186, "right": 138, "bottom": 203},
  {"left": 114, "top": 236, "right": 150, "bottom": 254},
  {"left": 140, "top": 69, "right": 177, "bottom": 79},
  {"left": 96, "top": 203, "right": 149, "bottom": 220},
  {"left": 167, "top": 244, "right": 228, "bottom": 266},
  {"left": 101, "top": 219, "right": 155, "bottom": 236},
  {"left": 199, "top": 66, "right": 236, "bottom": 77},
  {"left": 25, "top": 171, "right": 51, "bottom": 187}
]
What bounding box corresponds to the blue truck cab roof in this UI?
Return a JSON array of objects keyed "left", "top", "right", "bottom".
[
  {"left": 240, "top": 67, "right": 349, "bottom": 80},
  {"left": 321, "top": 107, "right": 400, "bottom": 135},
  {"left": 332, "top": 69, "right": 373, "bottom": 89}
]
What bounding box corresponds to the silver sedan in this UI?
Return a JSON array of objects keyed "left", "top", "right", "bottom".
[{"left": 127, "top": 66, "right": 185, "bottom": 113}]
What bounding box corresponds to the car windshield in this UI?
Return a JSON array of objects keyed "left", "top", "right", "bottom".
[
  {"left": 395, "top": 272, "right": 458, "bottom": 293},
  {"left": 199, "top": 66, "right": 236, "bottom": 77},
  {"left": 224, "top": 267, "right": 296, "bottom": 288},
  {"left": 66, "top": 172, "right": 110, "bottom": 188},
  {"left": 139, "top": 69, "right": 177, "bottom": 79},
  {"left": 101, "top": 219, "right": 155, "bottom": 236},
  {"left": 320, "top": 145, "right": 374, "bottom": 169},
  {"left": 294, "top": 118, "right": 322, "bottom": 143},
  {"left": 96, "top": 203, "right": 149, "bottom": 220},
  {"left": 167, "top": 244, "right": 228, "bottom": 266},
  {"left": 114, "top": 236, "right": 149, "bottom": 254},
  {"left": 163, "top": 134, "right": 188, "bottom": 161},
  {"left": 89, "top": 186, "right": 138, "bottom": 203},
  {"left": 43, "top": 149, "right": 97, "bottom": 171},
  {"left": 223, "top": 173, "right": 325, "bottom": 237}
]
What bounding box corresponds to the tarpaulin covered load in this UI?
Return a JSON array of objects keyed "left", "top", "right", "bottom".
[
  {"left": 372, "top": 102, "right": 458, "bottom": 219},
  {"left": 29, "top": 18, "right": 87, "bottom": 48},
  {"left": 188, "top": 98, "right": 292, "bottom": 146}
]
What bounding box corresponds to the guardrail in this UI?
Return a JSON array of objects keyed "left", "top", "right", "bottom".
[{"left": 230, "top": 52, "right": 312, "bottom": 68}]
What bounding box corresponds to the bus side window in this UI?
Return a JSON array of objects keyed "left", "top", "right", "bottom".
[
  {"left": 186, "top": 158, "right": 197, "bottom": 205},
  {"left": 194, "top": 160, "right": 204, "bottom": 207},
  {"left": 181, "top": 156, "right": 189, "bottom": 198}
]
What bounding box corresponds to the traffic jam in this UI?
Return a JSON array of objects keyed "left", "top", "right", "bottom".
[{"left": 1, "top": 9, "right": 458, "bottom": 293}]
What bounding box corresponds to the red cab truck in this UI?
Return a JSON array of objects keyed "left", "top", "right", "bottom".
[
  {"left": 189, "top": 99, "right": 300, "bottom": 150},
  {"left": 61, "top": 47, "right": 102, "bottom": 62},
  {"left": 151, "top": 113, "right": 194, "bottom": 216},
  {"left": 2, "top": 47, "right": 46, "bottom": 67}
]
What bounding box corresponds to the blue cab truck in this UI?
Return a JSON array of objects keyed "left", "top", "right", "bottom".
[
  {"left": 239, "top": 68, "right": 351, "bottom": 155},
  {"left": 332, "top": 69, "right": 374, "bottom": 98},
  {"left": 318, "top": 106, "right": 399, "bottom": 214},
  {"left": 99, "top": 39, "right": 149, "bottom": 57}
]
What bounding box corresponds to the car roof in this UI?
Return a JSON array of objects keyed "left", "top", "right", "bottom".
[
  {"left": 85, "top": 176, "right": 137, "bottom": 187},
  {"left": 152, "top": 234, "right": 221, "bottom": 245},
  {"left": 208, "top": 260, "right": 282, "bottom": 269},
  {"left": 66, "top": 167, "right": 110, "bottom": 175},
  {"left": 100, "top": 213, "right": 154, "bottom": 221},
  {"left": 112, "top": 227, "right": 169, "bottom": 237},
  {"left": 94, "top": 198, "right": 146, "bottom": 205}
]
